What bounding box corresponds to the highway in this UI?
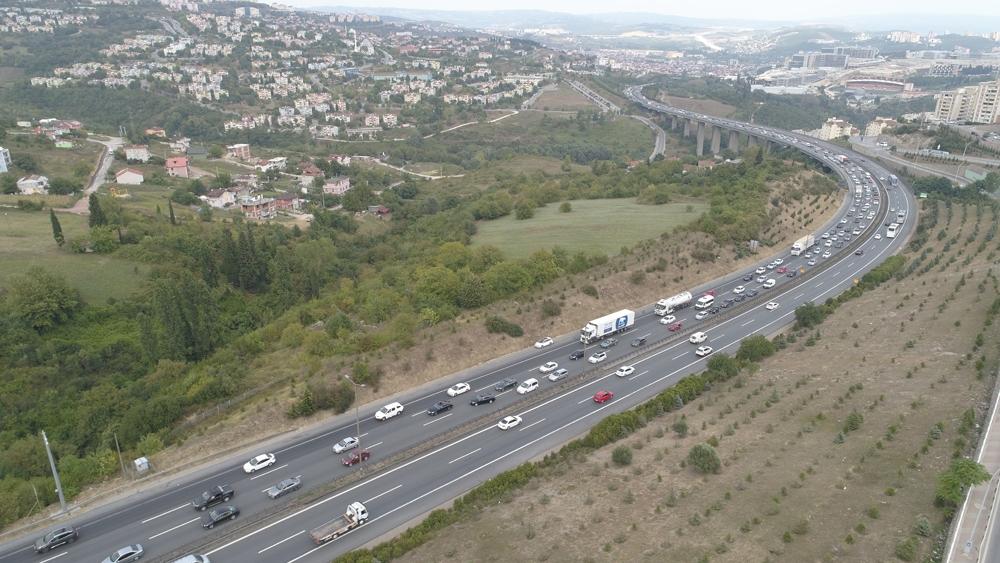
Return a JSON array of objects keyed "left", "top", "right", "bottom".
[{"left": 0, "top": 89, "right": 916, "bottom": 563}]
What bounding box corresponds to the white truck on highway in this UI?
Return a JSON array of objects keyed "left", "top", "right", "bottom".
[
  {"left": 580, "top": 309, "right": 635, "bottom": 344},
  {"left": 790, "top": 235, "right": 815, "bottom": 256},
  {"left": 309, "top": 502, "right": 368, "bottom": 544},
  {"left": 654, "top": 291, "right": 692, "bottom": 316}
]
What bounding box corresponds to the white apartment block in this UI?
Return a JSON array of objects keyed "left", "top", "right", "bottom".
[{"left": 934, "top": 79, "right": 1000, "bottom": 124}]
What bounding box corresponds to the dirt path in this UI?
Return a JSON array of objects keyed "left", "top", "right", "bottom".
[{"left": 60, "top": 136, "right": 123, "bottom": 215}]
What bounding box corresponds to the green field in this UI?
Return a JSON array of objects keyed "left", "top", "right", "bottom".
[
  {"left": 473, "top": 198, "right": 707, "bottom": 259},
  {"left": 0, "top": 210, "right": 147, "bottom": 303}
]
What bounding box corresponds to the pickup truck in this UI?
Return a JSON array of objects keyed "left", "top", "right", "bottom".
[{"left": 192, "top": 485, "right": 234, "bottom": 511}]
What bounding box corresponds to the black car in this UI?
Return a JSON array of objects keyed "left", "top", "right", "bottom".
[
  {"left": 854, "top": 249, "right": 864, "bottom": 255},
  {"left": 708, "top": 307, "right": 720, "bottom": 314},
  {"left": 192, "top": 485, "right": 234, "bottom": 511},
  {"left": 427, "top": 400, "right": 453, "bottom": 416},
  {"left": 734, "top": 294, "right": 746, "bottom": 302},
  {"left": 747, "top": 289, "right": 759, "bottom": 297},
  {"left": 630, "top": 337, "right": 647, "bottom": 347},
  {"left": 786, "top": 270, "right": 797, "bottom": 278},
  {"left": 599, "top": 338, "right": 618, "bottom": 349},
  {"left": 742, "top": 273, "right": 754, "bottom": 281},
  {"left": 494, "top": 378, "right": 518, "bottom": 392},
  {"left": 470, "top": 393, "right": 496, "bottom": 406},
  {"left": 720, "top": 301, "right": 730, "bottom": 308},
  {"left": 266, "top": 477, "right": 302, "bottom": 499},
  {"left": 34, "top": 527, "right": 78, "bottom": 554},
  {"left": 569, "top": 350, "right": 585, "bottom": 360},
  {"left": 203, "top": 505, "right": 240, "bottom": 529}
]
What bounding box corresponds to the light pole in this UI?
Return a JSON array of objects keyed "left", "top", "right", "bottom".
[
  {"left": 41, "top": 431, "right": 67, "bottom": 514},
  {"left": 957, "top": 137, "right": 976, "bottom": 180},
  {"left": 342, "top": 374, "right": 365, "bottom": 467}
]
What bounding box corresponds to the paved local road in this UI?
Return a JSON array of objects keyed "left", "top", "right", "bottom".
[
  {"left": 0, "top": 93, "right": 915, "bottom": 563},
  {"left": 63, "top": 136, "right": 124, "bottom": 215}
]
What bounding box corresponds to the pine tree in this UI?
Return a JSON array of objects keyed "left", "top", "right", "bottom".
[
  {"left": 168, "top": 200, "right": 176, "bottom": 225},
  {"left": 49, "top": 209, "right": 65, "bottom": 247},
  {"left": 137, "top": 312, "right": 159, "bottom": 364},
  {"left": 88, "top": 193, "right": 107, "bottom": 227},
  {"left": 219, "top": 229, "right": 240, "bottom": 287}
]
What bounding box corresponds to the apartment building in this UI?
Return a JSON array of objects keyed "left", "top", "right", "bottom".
[{"left": 934, "top": 78, "right": 1000, "bottom": 124}]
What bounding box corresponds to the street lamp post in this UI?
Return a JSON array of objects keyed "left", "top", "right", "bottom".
[
  {"left": 41, "top": 431, "right": 67, "bottom": 514},
  {"left": 957, "top": 138, "right": 976, "bottom": 180},
  {"left": 342, "top": 374, "right": 365, "bottom": 468}
]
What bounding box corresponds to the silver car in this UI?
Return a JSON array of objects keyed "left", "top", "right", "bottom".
[
  {"left": 102, "top": 544, "right": 144, "bottom": 563},
  {"left": 333, "top": 437, "right": 359, "bottom": 454},
  {"left": 265, "top": 477, "right": 302, "bottom": 499}
]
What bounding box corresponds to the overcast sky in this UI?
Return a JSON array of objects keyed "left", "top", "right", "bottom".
[{"left": 281, "top": 0, "right": 995, "bottom": 22}]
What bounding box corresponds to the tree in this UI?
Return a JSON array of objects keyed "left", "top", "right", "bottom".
[
  {"left": 736, "top": 334, "right": 776, "bottom": 362},
  {"left": 672, "top": 419, "right": 688, "bottom": 437},
  {"left": 936, "top": 458, "right": 990, "bottom": 506},
  {"left": 48, "top": 177, "right": 82, "bottom": 195},
  {"left": 1, "top": 175, "right": 17, "bottom": 194},
  {"left": 514, "top": 200, "right": 535, "bottom": 220},
  {"left": 843, "top": 410, "right": 864, "bottom": 433},
  {"left": 688, "top": 443, "right": 721, "bottom": 474},
  {"left": 88, "top": 193, "right": 107, "bottom": 227},
  {"left": 4, "top": 266, "right": 80, "bottom": 331},
  {"left": 559, "top": 201, "right": 572, "bottom": 213},
  {"left": 168, "top": 199, "right": 176, "bottom": 225},
  {"left": 794, "top": 302, "right": 825, "bottom": 329},
  {"left": 49, "top": 209, "right": 64, "bottom": 247},
  {"left": 208, "top": 145, "right": 224, "bottom": 159}
]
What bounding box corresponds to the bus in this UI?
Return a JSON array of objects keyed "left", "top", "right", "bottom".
[
  {"left": 886, "top": 223, "right": 899, "bottom": 239},
  {"left": 889, "top": 174, "right": 899, "bottom": 187}
]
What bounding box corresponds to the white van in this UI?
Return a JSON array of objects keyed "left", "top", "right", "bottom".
[
  {"left": 689, "top": 332, "right": 707, "bottom": 344},
  {"left": 516, "top": 378, "right": 539, "bottom": 395},
  {"left": 695, "top": 295, "right": 715, "bottom": 309},
  {"left": 375, "top": 402, "right": 404, "bottom": 420}
]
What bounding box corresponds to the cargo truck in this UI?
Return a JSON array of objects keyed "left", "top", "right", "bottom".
[
  {"left": 309, "top": 502, "right": 368, "bottom": 544},
  {"left": 580, "top": 309, "right": 635, "bottom": 344},
  {"left": 653, "top": 291, "right": 692, "bottom": 316},
  {"left": 790, "top": 235, "right": 815, "bottom": 256}
]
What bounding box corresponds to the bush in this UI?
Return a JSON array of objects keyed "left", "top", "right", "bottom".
[
  {"left": 581, "top": 285, "right": 599, "bottom": 298},
  {"left": 612, "top": 446, "right": 633, "bottom": 466},
  {"left": 688, "top": 443, "right": 721, "bottom": 474},
  {"left": 894, "top": 537, "right": 917, "bottom": 561},
  {"left": 485, "top": 316, "right": 524, "bottom": 337},
  {"left": 844, "top": 410, "right": 864, "bottom": 433},
  {"left": 672, "top": 419, "right": 689, "bottom": 437},
  {"left": 629, "top": 270, "right": 646, "bottom": 285},
  {"left": 559, "top": 202, "right": 572, "bottom": 213},
  {"left": 913, "top": 515, "right": 932, "bottom": 537},
  {"left": 540, "top": 300, "right": 561, "bottom": 318},
  {"left": 736, "top": 335, "right": 776, "bottom": 362}
]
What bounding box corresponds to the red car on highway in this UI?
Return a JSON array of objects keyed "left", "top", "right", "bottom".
[
  {"left": 776, "top": 266, "right": 788, "bottom": 274},
  {"left": 342, "top": 450, "right": 371, "bottom": 466},
  {"left": 668, "top": 322, "right": 683, "bottom": 332},
  {"left": 593, "top": 390, "right": 614, "bottom": 404}
]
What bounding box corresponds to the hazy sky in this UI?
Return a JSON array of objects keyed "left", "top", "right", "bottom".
[{"left": 281, "top": 0, "right": 995, "bottom": 21}]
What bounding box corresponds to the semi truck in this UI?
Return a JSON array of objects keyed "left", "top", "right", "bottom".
[
  {"left": 309, "top": 502, "right": 368, "bottom": 544},
  {"left": 790, "top": 235, "right": 815, "bottom": 256},
  {"left": 835, "top": 154, "right": 849, "bottom": 164},
  {"left": 653, "top": 291, "right": 692, "bottom": 316},
  {"left": 580, "top": 309, "right": 635, "bottom": 344}
]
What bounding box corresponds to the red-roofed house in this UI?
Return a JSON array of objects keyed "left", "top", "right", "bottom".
[
  {"left": 274, "top": 192, "right": 301, "bottom": 211},
  {"left": 165, "top": 156, "right": 190, "bottom": 178},
  {"left": 115, "top": 168, "right": 145, "bottom": 185}
]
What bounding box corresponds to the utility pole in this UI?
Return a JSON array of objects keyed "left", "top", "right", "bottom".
[
  {"left": 42, "top": 431, "right": 67, "bottom": 514},
  {"left": 113, "top": 432, "right": 128, "bottom": 480},
  {"left": 342, "top": 374, "right": 366, "bottom": 469}
]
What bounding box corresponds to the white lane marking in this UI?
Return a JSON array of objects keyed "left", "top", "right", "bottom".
[
  {"left": 672, "top": 353, "right": 686, "bottom": 360},
  {"left": 518, "top": 418, "right": 547, "bottom": 432},
  {"left": 148, "top": 517, "right": 200, "bottom": 540},
  {"left": 359, "top": 432, "right": 369, "bottom": 438},
  {"left": 795, "top": 293, "right": 805, "bottom": 300},
  {"left": 249, "top": 464, "right": 289, "bottom": 481},
  {"left": 258, "top": 531, "right": 305, "bottom": 555},
  {"left": 367, "top": 441, "right": 383, "bottom": 449},
  {"left": 496, "top": 389, "right": 513, "bottom": 397},
  {"left": 38, "top": 553, "right": 67, "bottom": 563},
  {"left": 410, "top": 411, "right": 424, "bottom": 418},
  {"left": 577, "top": 396, "right": 593, "bottom": 404},
  {"left": 814, "top": 281, "right": 824, "bottom": 288},
  {"left": 709, "top": 336, "right": 725, "bottom": 343},
  {"left": 741, "top": 319, "right": 755, "bottom": 327},
  {"left": 140, "top": 503, "right": 189, "bottom": 524},
  {"left": 628, "top": 370, "right": 649, "bottom": 382},
  {"left": 365, "top": 484, "right": 403, "bottom": 504},
  {"left": 448, "top": 448, "right": 482, "bottom": 465},
  {"left": 423, "top": 413, "right": 454, "bottom": 427}
]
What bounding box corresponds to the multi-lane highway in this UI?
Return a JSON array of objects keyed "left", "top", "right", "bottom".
[{"left": 0, "top": 89, "right": 916, "bottom": 563}]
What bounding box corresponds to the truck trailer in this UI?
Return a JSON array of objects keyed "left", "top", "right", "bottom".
[
  {"left": 580, "top": 309, "right": 635, "bottom": 344},
  {"left": 790, "top": 235, "right": 815, "bottom": 256},
  {"left": 653, "top": 291, "right": 692, "bottom": 316},
  {"left": 309, "top": 502, "right": 368, "bottom": 544}
]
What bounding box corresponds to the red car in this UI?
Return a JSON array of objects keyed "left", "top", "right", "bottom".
[
  {"left": 593, "top": 390, "right": 614, "bottom": 404},
  {"left": 704, "top": 290, "right": 717, "bottom": 297},
  {"left": 668, "top": 322, "right": 683, "bottom": 332},
  {"left": 342, "top": 450, "right": 371, "bottom": 466},
  {"left": 776, "top": 266, "right": 788, "bottom": 274}
]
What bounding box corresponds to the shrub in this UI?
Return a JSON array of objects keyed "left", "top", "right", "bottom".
[
  {"left": 612, "top": 446, "right": 633, "bottom": 466},
  {"left": 559, "top": 202, "right": 572, "bottom": 213},
  {"left": 485, "top": 316, "right": 524, "bottom": 337},
  {"left": 688, "top": 443, "right": 721, "bottom": 474},
  {"left": 894, "top": 537, "right": 917, "bottom": 561},
  {"left": 913, "top": 515, "right": 932, "bottom": 537},
  {"left": 540, "top": 300, "right": 562, "bottom": 318},
  {"left": 844, "top": 411, "right": 864, "bottom": 433},
  {"left": 629, "top": 270, "right": 646, "bottom": 285},
  {"left": 672, "top": 419, "right": 689, "bottom": 437},
  {"left": 581, "top": 285, "right": 599, "bottom": 298}
]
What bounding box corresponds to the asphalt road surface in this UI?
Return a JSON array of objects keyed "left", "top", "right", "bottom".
[{"left": 0, "top": 91, "right": 916, "bottom": 563}]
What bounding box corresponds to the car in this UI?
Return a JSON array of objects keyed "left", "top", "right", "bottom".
[
  {"left": 695, "top": 310, "right": 709, "bottom": 320},
  {"left": 593, "top": 390, "right": 614, "bottom": 404},
  {"left": 427, "top": 400, "right": 453, "bottom": 416},
  {"left": 852, "top": 229, "right": 861, "bottom": 235},
  {"left": 266, "top": 477, "right": 302, "bottom": 499},
  {"left": 776, "top": 266, "right": 788, "bottom": 274},
  {"left": 742, "top": 273, "right": 754, "bottom": 282},
  {"left": 807, "top": 259, "right": 816, "bottom": 266},
  {"left": 534, "top": 337, "right": 553, "bottom": 348},
  {"left": 689, "top": 331, "right": 707, "bottom": 344},
  {"left": 762, "top": 279, "right": 776, "bottom": 289},
  {"left": 733, "top": 285, "right": 745, "bottom": 294},
  {"left": 695, "top": 346, "right": 713, "bottom": 357},
  {"left": 599, "top": 338, "right": 618, "bottom": 349},
  {"left": 834, "top": 241, "right": 844, "bottom": 248},
  {"left": 446, "top": 382, "right": 471, "bottom": 397},
  {"left": 588, "top": 351, "right": 607, "bottom": 364},
  {"left": 568, "top": 350, "right": 586, "bottom": 361},
  {"left": 766, "top": 263, "right": 776, "bottom": 270},
  {"left": 668, "top": 322, "right": 683, "bottom": 332},
  {"left": 470, "top": 393, "right": 496, "bottom": 406},
  {"left": 101, "top": 544, "right": 145, "bottom": 563},
  {"left": 34, "top": 527, "right": 78, "bottom": 554},
  {"left": 874, "top": 233, "right": 882, "bottom": 240},
  {"left": 497, "top": 415, "right": 522, "bottom": 430},
  {"left": 615, "top": 365, "right": 636, "bottom": 377},
  {"left": 786, "top": 271, "right": 797, "bottom": 278},
  {"left": 333, "top": 437, "right": 359, "bottom": 454},
  {"left": 538, "top": 361, "right": 559, "bottom": 374},
  {"left": 735, "top": 294, "right": 746, "bottom": 302},
  {"left": 823, "top": 251, "right": 832, "bottom": 258},
  {"left": 855, "top": 249, "right": 864, "bottom": 255},
  {"left": 821, "top": 232, "right": 830, "bottom": 239},
  {"left": 517, "top": 378, "right": 539, "bottom": 394},
  {"left": 342, "top": 450, "right": 371, "bottom": 466},
  {"left": 243, "top": 453, "right": 276, "bottom": 474},
  {"left": 494, "top": 378, "right": 518, "bottom": 392},
  {"left": 192, "top": 485, "right": 234, "bottom": 511},
  {"left": 202, "top": 506, "right": 239, "bottom": 529},
  {"left": 825, "top": 240, "right": 833, "bottom": 247},
  {"left": 756, "top": 275, "right": 767, "bottom": 283},
  {"left": 658, "top": 315, "right": 677, "bottom": 324},
  {"left": 548, "top": 368, "right": 569, "bottom": 382},
  {"left": 755, "top": 266, "right": 766, "bottom": 275},
  {"left": 631, "top": 337, "right": 647, "bottom": 347},
  {"left": 773, "top": 258, "right": 783, "bottom": 265},
  {"left": 720, "top": 301, "right": 731, "bottom": 309},
  {"left": 747, "top": 289, "right": 759, "bottom": 297},
  {"left": 375, "top": 402, "right": 404, "bottom": 420},
  {"left": 170, "top": 556, "right": 211, "bottom": 563},
  {"left": 766, "top": 301, "right": 779, "bottom": 311}
]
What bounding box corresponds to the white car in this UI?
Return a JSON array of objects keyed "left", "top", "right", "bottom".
[
  {"left": 498, "top": 415, "right": 522, "bottom": 430},
  {"left": 689, "top": 331, "right": 707, "bottom": 344},
  {"left": 762, "top": 279, "right": 776, "bottom": 289},
  {"left": 825, "top": 240, "right": 833, "bottom": 247},
  {"left": 538, "top": 361, "right": 559, "bottom": 374},
  {"left": 733, "top": 285, "right": 745, "bottom": 294},
  {"left": 695, "top": 346, "right": 713, "bottom": 357},
  {"left": 447, "top": 382, "right": 471, "bottom": 397},
  {"left": 765, "top": 301, "right": 779, "bottom": 311},
  {"left": 822, "top": 251, "right": 832, "bottom": 258},
  {"left": 658, "top": 315, "right": 677, "bottom": 324},
  {"left": 755, "top": 266, "right": 766, "bottom": 275},
  {"left": 773, "top": 258, "right": 783, "bottom": 265},
  {"left": 533, "top": 337, "right": 553, "bottom": 349},
  {"left": 821, "top": 233, "right": 830, "bottom": 239},
  {"left": 243, "top": 453, "right": 276, "bottom": 474},
  {"left": 548, "top": 368, "right": 569, "bottom": 382},
  {"left": 588, "top": 352, "right": 607, "bottom": 364},
  {"left": 333, "top": 437, "right": 359, "bottom": 454},
  {"left": 807, "top": 259, "right": 816, "bottom": 266},
  {"left": 756, "top": 275, "right": 767, "bottom": 283},
  {"left": 615, "top": 365, "right": 635, "bottom": 377},
  {"left": 695, "top": 311, "right": 709, "bottom": 320},
  {"left": 517, "top": 378, "right": 539, "bottom": 394},
  {"left": 874, "top": 233, "right": 882, "bottom": 240}
]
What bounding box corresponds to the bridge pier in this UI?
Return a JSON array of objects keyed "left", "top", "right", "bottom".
[
  {"left": 728, "top": 130, "right": 739, "bottom": 153},
  {"left": 711, "top": 126, "right": 722, "bottom": 155},
  {"left": 695, "top": 121, "right": 705, "bottom": 157},
  {"left": 683, "top": 119, "right": 692, "bottom": 137}
]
